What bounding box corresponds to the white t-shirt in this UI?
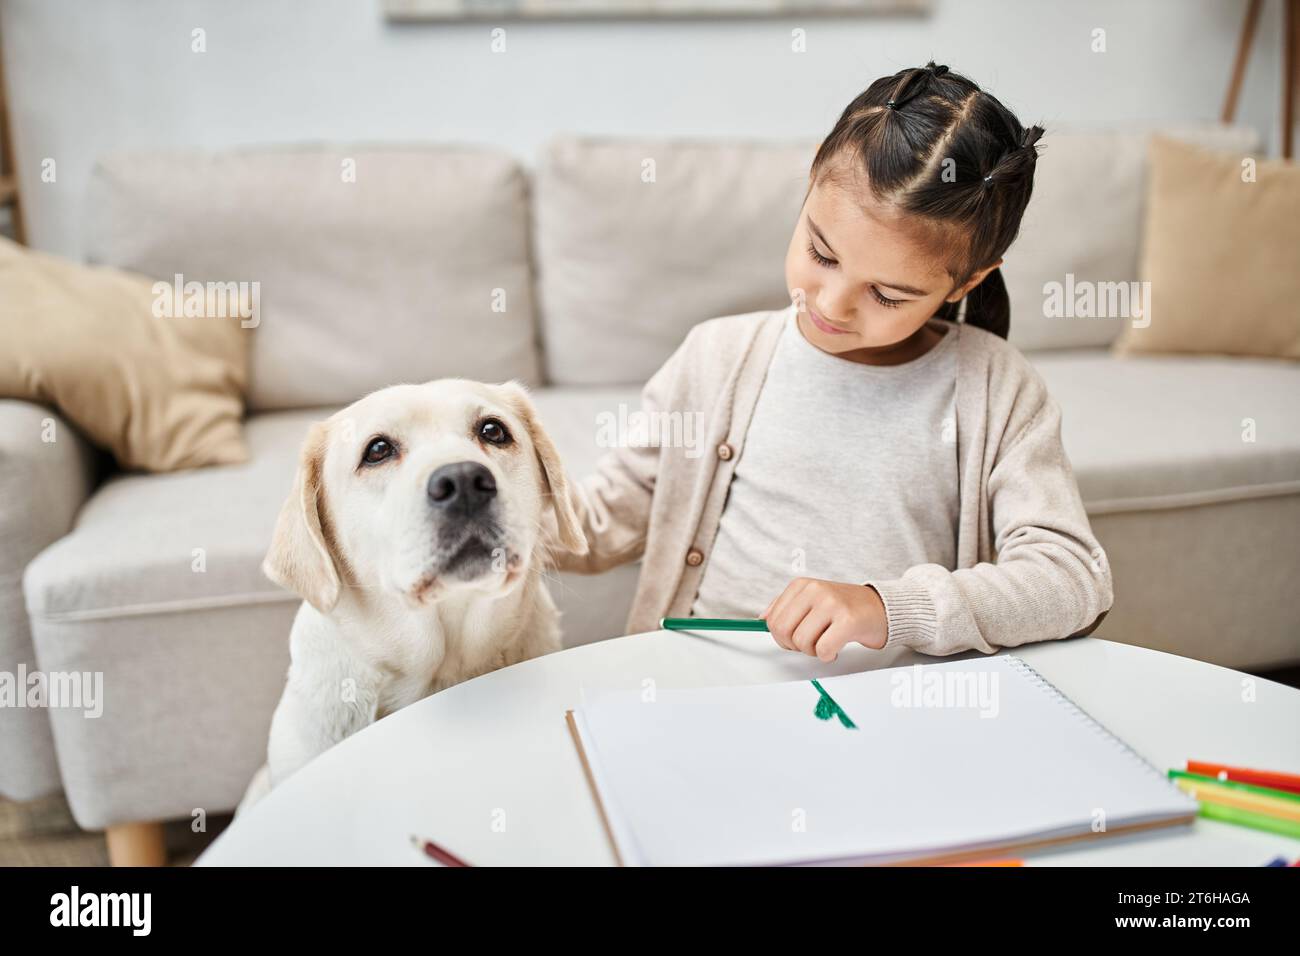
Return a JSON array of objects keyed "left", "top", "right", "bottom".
[{"left": 690, "top": 311, "right": 960, "bottom": 619}]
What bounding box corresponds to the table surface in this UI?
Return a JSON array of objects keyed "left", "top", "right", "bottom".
[{"left": 198, "top": 631, "right": 1300, "bottom": 866}]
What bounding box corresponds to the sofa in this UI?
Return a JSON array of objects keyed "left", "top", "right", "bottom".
[{"left": 3, "top": 124, "right": 1297, "bottom": 862}]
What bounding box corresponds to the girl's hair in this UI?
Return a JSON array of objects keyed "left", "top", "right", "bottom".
[{"left": 808, "top": 61, "right": 1044, "bottom": 339}]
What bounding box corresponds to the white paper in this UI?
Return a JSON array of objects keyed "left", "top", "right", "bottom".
[{"left": 573, "top": 657, "right": 1198, "bottom": 866}]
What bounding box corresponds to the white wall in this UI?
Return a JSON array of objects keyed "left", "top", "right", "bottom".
[{"left": 2, "top": 0, "right": 1285, "bottom": 257}]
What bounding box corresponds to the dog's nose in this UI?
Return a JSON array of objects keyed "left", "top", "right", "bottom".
[{"left": 427, "top": 462, "right": 497, "bottom": 514}]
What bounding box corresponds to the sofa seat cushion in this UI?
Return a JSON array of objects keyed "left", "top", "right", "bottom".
[
  {"left": 23, "top": 387, "right": 642, "bottom": 624},
  {"left": 24, "top": 407, "right": 330, "bottom": 622},
  {"left": 1031, "top": 350, "right": 1300, "bottom": 512}
]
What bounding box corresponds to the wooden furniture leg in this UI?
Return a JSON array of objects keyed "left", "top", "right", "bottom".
[
  {"left": 0, "top": 24, "right": 26, "bottom": 244},
  {"left": 1284, "top": 0, "right": 1298, "bottom": 158},
  {"left": 105, "top": 821, "right": 167, "bottom": 867},
  {"left": 1222, "top": 0, "right": 1300, "bottom": 160},
  {"left": 1222, "top": 0, "right": 1262, "bottom": 124}
]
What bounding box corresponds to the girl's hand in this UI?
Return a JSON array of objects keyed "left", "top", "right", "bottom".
[{"left": 761, "top": 578, "right": 889, "bottom": 661}]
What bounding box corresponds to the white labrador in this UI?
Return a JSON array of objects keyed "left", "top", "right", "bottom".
[{"left": 237, "top": 379, "right": 587, "bottom": 813}]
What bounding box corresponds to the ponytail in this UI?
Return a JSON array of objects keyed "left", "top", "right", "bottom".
[{"left": 931, "top": 266, "right": 1011, "bottom": 340}]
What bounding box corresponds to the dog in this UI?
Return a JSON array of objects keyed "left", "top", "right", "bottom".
[{"left": 236, "top": 378, "right": 588, "bottom": 813}]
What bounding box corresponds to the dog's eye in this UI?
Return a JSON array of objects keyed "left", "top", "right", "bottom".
[
  {"left": 361, "top": 437, "right": 396, "bottom": 465},
  {"left": 478, "top": 418, "right": 512, "bottom": 446}
]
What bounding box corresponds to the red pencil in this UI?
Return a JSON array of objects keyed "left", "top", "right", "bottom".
[
  {"left": 1187, "top": 761, "right": 1300, "bottom": 796},
  {"left": 410, "top": 834, "right": 473, "bottom": 867}
]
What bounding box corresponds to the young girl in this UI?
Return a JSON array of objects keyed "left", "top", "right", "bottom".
[{"left": 553, "top": 61, "right": 1113, "bottom": 661}]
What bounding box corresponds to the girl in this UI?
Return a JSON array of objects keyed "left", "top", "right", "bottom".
[{"left": 553, "top": 61, "right": 1113, "bottom": 661}]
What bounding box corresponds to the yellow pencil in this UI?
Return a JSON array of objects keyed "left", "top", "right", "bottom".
[{"left": 1173, "top": 777, "right": 1300, "bottom": 823}]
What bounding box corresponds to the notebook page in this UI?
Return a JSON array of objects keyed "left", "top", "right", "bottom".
[{"left": 574, "top": 657, "right": 1197, "bottom": 866}]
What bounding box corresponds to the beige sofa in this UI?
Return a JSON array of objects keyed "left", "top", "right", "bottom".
[{"left": 4, "top": 125, "right": 1297, "bottom": 859}]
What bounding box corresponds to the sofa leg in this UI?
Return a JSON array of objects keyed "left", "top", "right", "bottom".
[{"left": 105, "top": 821, "right": 167, "bottom": 867}]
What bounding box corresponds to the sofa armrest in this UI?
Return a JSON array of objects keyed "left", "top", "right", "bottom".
[
  {"left": 0, "top": 400, "right": 103, "bottom": 579},
  {"left": 0, "top": 402, "right": 102, "bottom": 798}
]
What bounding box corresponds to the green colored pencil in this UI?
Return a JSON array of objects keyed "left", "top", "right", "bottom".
[
  {"left": 659, "top": 617, "right": 769, "bottom": 632},
  {"left": 1196, "top": 800, "right": 1300, "bottom": 839}
]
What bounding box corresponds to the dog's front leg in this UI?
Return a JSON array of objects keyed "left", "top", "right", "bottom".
[{"left": 265, "top": 664, "right": 381, "bottom": 789}]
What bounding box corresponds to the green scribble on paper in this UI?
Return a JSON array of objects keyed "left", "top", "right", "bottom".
[
  {"left": 810, "top": 679, "right": 857, "bottom": 729},
  {"left": 813, "top": 695, "right": 835, "bottom": 720}
]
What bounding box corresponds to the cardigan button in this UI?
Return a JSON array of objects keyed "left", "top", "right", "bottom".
[
  {"left": 717, "top": 442, "right": 733, "bottom": 461},
  {"left": 685, "top": 548, "right": 704, "bottom": 567}
]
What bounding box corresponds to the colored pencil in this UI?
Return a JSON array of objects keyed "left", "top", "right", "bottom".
[
  {"left": 1172, "top": 777, "right": 1300, "bottom": 823},
  {"left": 1186, "top": 761, "right": 1300, "bottom": 795},
  {"left": 660, "top": 617, "right": 769, "bottom": 632},
  {"left": 1195, "top": 801, "right": 1300, "bottom": 839},
  {"left": 410, "top": 834, "right": 473, "bottom": 867},
  {"left": 946, "top": 858, "right": 1024, "bottom": 867},
  {"left": 1169, "top": 769, "right": 1300, "bottom": 805}
]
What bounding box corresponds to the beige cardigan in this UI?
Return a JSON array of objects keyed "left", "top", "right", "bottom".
[{"left": 553, "top": 305, "right": 1114, "bottom": 656}]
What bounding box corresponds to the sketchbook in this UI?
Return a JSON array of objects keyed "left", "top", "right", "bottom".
[{"left": 565, "top": 656, "right": 1198, "bottom": 866}]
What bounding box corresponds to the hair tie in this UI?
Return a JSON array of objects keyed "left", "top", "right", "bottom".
[{"left": 886, "top": 99, "right": 898, "bottom": 110}]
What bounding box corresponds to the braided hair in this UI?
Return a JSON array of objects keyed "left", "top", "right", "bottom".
[{"left": 808, "top": 61, "right": 1045, "bottom": 339}]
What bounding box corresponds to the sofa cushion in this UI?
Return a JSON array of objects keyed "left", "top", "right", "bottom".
[
  {"left": 24, "top": 407, "right": 323, "bottom": 621},
  {"left": 533, "top": 127, "right": 1261, "bottom": 386},
  {"left": 534, "top": 136, "right": 811, "bottom": 386},
  {"left": 1003, "top": 124, "right": 1259, "bottom": 353},
  {"left": 23, "top": 387, "right": 642, "bottom": 626},
  {"left": 85, "top": 146, "right": 541, "bottom": 412},
  {"left": 1112, "top": 135, "right": 1300, "bottom": 360},
  {"left": 1031, "top": 350, "right": 1300, "bottom": 512},
  {"left": 0, "top": 237, "right": 251, "bottom": 472}
]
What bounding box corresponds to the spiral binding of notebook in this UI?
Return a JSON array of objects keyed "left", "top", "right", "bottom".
[{"left": 1003, "top": 656, "right": 1184, "bottom": 795}]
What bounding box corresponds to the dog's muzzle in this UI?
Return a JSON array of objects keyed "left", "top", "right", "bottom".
[{"left": 427, "top": 461, "right": 506, "bottom": 579}]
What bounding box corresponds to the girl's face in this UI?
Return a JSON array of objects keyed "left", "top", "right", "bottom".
[{"left": 785, "top": 177, "right": 1000, "bottom": 363}]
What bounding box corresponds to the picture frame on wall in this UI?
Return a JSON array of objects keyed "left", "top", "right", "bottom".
[{"left": 383, "top": 0, "right": 932, "bottom": 21}]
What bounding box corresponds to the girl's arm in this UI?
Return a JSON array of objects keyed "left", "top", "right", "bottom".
[
  {"left": 864, "top": 378, "right": 1114, "bottom": 656},
  {"left": 548, "top": 332, "right": 693, "bottom": 576}
]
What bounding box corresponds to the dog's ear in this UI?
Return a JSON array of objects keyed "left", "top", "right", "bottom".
[
  {"left": 263, "top": 420, "right": 342, "bottom": 611},
  {"left": 501, "top": 381, "right": 589, "bottom": 557}
]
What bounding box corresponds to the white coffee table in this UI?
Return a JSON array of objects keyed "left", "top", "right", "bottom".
[{"left": 198, "top": 632, "right": 1300, "bottom": 866}]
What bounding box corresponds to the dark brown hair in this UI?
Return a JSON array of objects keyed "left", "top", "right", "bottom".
[{"left": 808, "top": 61, "right": 1044, "bottom": 339}]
